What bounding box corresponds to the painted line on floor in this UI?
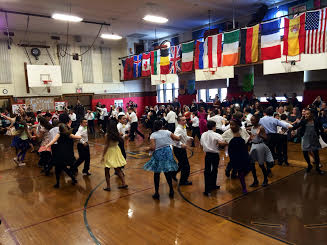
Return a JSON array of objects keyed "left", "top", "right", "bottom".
[
  {"left": 305, "top": 223, "right": 327, "bottom": 229},
  {"left": 0, "top": 214, "right": 21, "bottom": 245},
  {"left": 251, "top": 221, "right": 282, "bottom": 228},
  {"left": 207, "top": 168, "right": 305, "bottom": 212}
]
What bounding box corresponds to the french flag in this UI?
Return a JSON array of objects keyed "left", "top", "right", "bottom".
[
  {"left": 261, "top": 19, "right": 281, "bottom": 60},
  {"left": 194, "top": 40, "right": 204, "bottom": 69}
]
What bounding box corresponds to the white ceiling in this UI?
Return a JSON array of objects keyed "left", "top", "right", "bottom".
[{"left": 0, "top": 0, "right": 287, "bottom": 40}]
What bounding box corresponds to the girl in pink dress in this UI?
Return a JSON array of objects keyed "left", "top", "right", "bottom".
[{"left": 198, "top": 107, "right": 208, "bottom": 134}]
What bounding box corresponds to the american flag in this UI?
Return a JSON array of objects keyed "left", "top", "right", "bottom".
[
  {"left": 169, "top": 45, "right": 181, "bottom": 74},
  {"left": 305, "top": 8, "right": 327, "bottom": 54}
]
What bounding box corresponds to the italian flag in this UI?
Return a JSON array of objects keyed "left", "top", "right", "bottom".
[
  {"left": 181, "top": 41, "right": 194, "bottom": 72},
  {"left": 150, "top": 49, "right": 160, "bottom": 75},
  {"left": 223, "top": 29, "right": 240, "bottom": 66}
]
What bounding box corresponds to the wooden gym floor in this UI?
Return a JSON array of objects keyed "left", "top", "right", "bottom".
[{"left": 0, "top": 127, "right": 326, "bottom": 245}]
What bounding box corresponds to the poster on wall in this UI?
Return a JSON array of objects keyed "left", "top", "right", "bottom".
[
  {"left": 114, "top": 100, "right": 124, "bottom": 108},
  {"left": 12, "top": 104, "right": 26, "bottom": 114},
  {"left": 54, "top": 101, "right": 67, "bottom": 112}
]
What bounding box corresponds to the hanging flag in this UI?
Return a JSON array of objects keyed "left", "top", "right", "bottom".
[
  {"left": 240, "top": 24, "right": 259, "bottom": 64},
  {"left": 141, "top": 52, "right": 151, "bottom": 77},
  {"left": 150, "top": 49, "right": 160, "bottom": 75},
  {"left": 123, "top": 57, "right": 133, "bottom": 80},
  {"left": 283, "top": 13, "right": 306, "bottom": 56},
  {"left": 223, "top": 30, "right": 240, "bottom": 66},
  {"left": 242, "top": 73, "right": 254, "bottom": 92},
  {"left": 204, "top": 34, "right": 223, "bottom": 68},
  {"left": 133, "top": 54, "right": 142, "bottom": 78},
  {"left": 160, "top": 47, "right": 170, "bottom": 74},
  {"left": 305, "top": 8, "right": 327, "bottom": 54},
  {"left": 121, "top": 59, "right": 125, "bottom": 80},
  {"left": 169, "top": 45, "right": 181, "bottom": 74},
  {"left": 181, "top": 41, "right": 194, "bottom": 72},
  {"left": 261, "top": 19, "right": 281, "bottom": 60},
  {"left": 194, "top": 41, "right": 204, "bottom": 69}
]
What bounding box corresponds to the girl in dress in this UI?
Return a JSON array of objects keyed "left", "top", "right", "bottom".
[
  {"left": 144, "top": 120, "right": 180, "bottom": 199},
  {"left": 36, "top": 117, "right": 53, "bottom": 175},
  {"left": 228, "top": 119, "right": 251, "bottom": 194},
  {"left": 102, "top": 120, "right": 127, "bottom": 191},
  {"left": 292, "top": 109, "right": 326, "bottom": 174},
  {"left": 249, "top": 114, "right": 273, "bottom": 187},
  {"left": 46, "top": 123, "right": 80, "bottom": 188},
  {"left": 198, "top": 107, "right": 208, "bottom": 134}
]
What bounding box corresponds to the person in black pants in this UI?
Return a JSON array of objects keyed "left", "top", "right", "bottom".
[
  {"left": 128, "top": 108, "right": 144, "bottom": 141},
  {"left": 200, "top": 120, "right": 224, "bottom": 196},
  {"left": 173, "top": 116, "right": 193, "bottom": 185},
  {"left": 85, "top": 110, "right": 95, "bottom": 136},
  {"left": 73, "top": 119, "right": 91, "bottom": 175},
  {"left": 191, "top": 112, "right": 201, "bottom": 147}
]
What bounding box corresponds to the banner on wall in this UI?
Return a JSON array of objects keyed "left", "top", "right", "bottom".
[
  {"left": 195, "top": 67, "right": 234, "bottom": 81},
  {"left": 54, "top": 101, "right": 67, "bottom": 111},
  {"left": 151, "top": 74, "right": 178, "bottom": 85},
  {"left": 187, "top": 80, "right": 196, "bottom": 94},
  {"left": 114, "top": 99, "right": 124, "bottom": 108}
]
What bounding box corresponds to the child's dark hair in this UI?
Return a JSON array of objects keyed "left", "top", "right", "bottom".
[
  {"left": 106, "top": 120, "right": 121, "bottom": 143},
  {"left": 59, "top": 123, "right": 72, "bottom": 136},
  {"left": 52, "top": 118, "right": 59, "bottom": 127},
  {"left": 280, "top": 114, "right": 287, "bottom": 121},
  {"left": 118, "top": 115, "right": 124, "bottom": 121},
  {"left": 39, "top": 116, "right": 53, "bottom": 130},
  {"left": 193, "top": 112, "right": 198, "bottom": 117},
  {"left": 153, "top": 120, "right": 163, "bottom": 132},
  {"left": 207, "top": 120, "right": 216, "bottom": 130}
]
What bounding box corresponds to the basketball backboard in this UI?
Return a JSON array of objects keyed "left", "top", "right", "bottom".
[{"left": 27, "top": 65, "right": 62, "bottom": 88}]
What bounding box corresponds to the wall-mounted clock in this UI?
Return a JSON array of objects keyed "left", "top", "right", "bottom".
[
  {"left": 2, "top": 89, "right": 8, "bottom": 94},
  {"left": 31, "top": 48, "right": 41, "bottom": 60}
]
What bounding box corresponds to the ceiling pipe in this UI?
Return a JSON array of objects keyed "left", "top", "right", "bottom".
[{"left": 0, "top": 9, "right": 110, "bottom": 27}]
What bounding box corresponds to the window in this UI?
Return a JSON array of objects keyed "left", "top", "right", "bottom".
[
  {"left": 208, "top": 89, "right": 218, "bottom": 102},
  {"left": 275, "top": 10, "right": 288, "bottom": 36},
  {"left": 259, "top": 96, "right": 303, "bottom": 103},
  {"left": 197, "top": 88, "right": 227, "bottom": 102},
  {"left": 156, "top": 82, "right": 179, "bottom": 103}
]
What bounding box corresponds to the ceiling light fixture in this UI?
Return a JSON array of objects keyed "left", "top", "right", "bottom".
[
  {"left": 52, "top": 13, "right": 83, "bottom": 22},
  {"left": 143, "top": 15, "right": 168, "bottom": 23},
  {"left": 101, "top": 33, "right": 122, "bottom": 40}
]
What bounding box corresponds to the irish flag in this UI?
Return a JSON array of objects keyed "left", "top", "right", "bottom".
[
  {"left": 283, "top": 13, "right": 306, "bottom": 56},
  {"left": 150, "top": 49, "right": 160, "bottom": 75},
  {"left": 181, "top": 41, "right": 194, "bottom": 72},
  {"left": 223, "top": 30, "right": 240, "bottom": 66}
]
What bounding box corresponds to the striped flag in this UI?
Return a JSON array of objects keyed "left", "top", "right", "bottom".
[
  {"left": 261, "top": 19, "right": 281, "bottom": 60},
  {"left": 203, "top": 34, "right": 223, "bottom": 68},
  {"left": 223, "top": 30, "right": 240, "bottom": 66},
  {"left": 160, "top": 47, "right": 170, "bottom": 74},
  {"left": 240, "top": 24, "right": 259, "bottom": 64},
  {"left": 181, "top": 41, "right": 194, "bottom": 72},
  {"left": 194, "top": 41, "right": 204, "bottom": 69},
  {"left": 150, "top": 49, "right": 160, "bottom": 75},
  {"left": 283, "top": 13, "right": 306, "bottom": 56},
  {"left": 305, "top": 8, "right": 327, "bottom": 54}
]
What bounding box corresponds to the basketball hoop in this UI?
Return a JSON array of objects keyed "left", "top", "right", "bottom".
[
  {"left": 42, "top": 80, "right": 52, "bottom": 93},
  {"left": 203, "top": 69, "right": 216, "bottom": 81}
]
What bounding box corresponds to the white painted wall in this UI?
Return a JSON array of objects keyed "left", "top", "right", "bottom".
[{"left": 0, "top": 31, "right": 155, "bottom": 97}]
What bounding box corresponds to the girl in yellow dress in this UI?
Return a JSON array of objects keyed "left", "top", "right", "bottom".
[{"left": 102, "top": 120, "right": 127, "bottom": 191}]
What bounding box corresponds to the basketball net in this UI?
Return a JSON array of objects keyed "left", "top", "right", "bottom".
[
  {"left": 203, "top": 68, "right": 216, "bottom": 81},
  {"left": 42, "top": 80, "right": 52, "bottom": 93}
]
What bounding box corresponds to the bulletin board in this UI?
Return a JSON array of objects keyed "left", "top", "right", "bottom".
[{"left": 25, "top": 97, "right": 55, "bottom": 112}]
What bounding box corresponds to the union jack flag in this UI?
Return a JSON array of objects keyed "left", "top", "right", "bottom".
[{"left": 169, "top": 45, "right": 181, "bottom": 74}]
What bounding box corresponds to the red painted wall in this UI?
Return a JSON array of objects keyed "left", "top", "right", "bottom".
[
  {"left": 303, "top": 89, "right": 327, "bottom": 106},
  {"left": 178, "top": 94, "right": 196, "bottom": 107},
  {"left": 92, "top": 95, "right": 157, "bottom": 117}
]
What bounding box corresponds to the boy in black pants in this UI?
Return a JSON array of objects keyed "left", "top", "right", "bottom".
[{"left": 200, "top": 120, "right": 224, "bottom": 196}]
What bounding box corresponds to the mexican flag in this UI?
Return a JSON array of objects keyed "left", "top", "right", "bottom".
[
  {"left": 223, "top": 29, "right": 240, "bottom": 66},
  {"left": 150, "top": 49, "right": 160, "bottom": 75},
  {"left": 181, "top": 41, "right": 194, "bottom": 72}
]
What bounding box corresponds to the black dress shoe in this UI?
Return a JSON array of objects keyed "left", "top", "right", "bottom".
[
  {"left": 211, "top": 185, "right": 220, "bottom": 190},
  {"left": 316, "top": 169, "right": 325, "bottom": 175},
  {"left": 152, "top": 193, "right": 160, "bottom": 200},
  {"left": 180, "top": 181, "right": 192, "bottom": 186},
  {"left": 262, "top": 180, "right": 268, "bottom": 187},
  {"left": 250, "top": 181, "right": 259, "bottom": 187},
  {"left": 82, "top": 170, "right": 91, "bottom": 176},
  {"left": 203, "top": 192, "right": 210, "bottom": 196},
  {"left": 285, "top": 161, "right": 289, "bottom": 166},
  {"left": 169, "top": 191, "right": 174, "bottom": 199},
  {"left": 53, "top": 183, "right": 59, "bottom": 188},
  {"left": 225, "top": 170, "right": 230, "bottom": 177},
  {"left": 306, "top": 164, "right": 313, "bottom": 173}
]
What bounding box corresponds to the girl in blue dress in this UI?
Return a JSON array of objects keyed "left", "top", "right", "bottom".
[{"left": 144, "top": 120, "right": 180, "bottom": 200}]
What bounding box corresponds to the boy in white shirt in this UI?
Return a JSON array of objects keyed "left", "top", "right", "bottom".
[
  {"left": 117, "top": 115, "right": 129, "bottom": 159},
  {"left": 128, "top": 107, "right": 144, "bottom": 141},
  {"left": 85, "top": 110, "right": 95, "bottom": 136},
  {"left": 73, "top": 119, "right": 91, "bottom": 175},
  {"left": 191, "top": 112, "right": 201, "bottom": 147},
  {"left": 200, "top": 120, "right": 225, "bottom": 196}
]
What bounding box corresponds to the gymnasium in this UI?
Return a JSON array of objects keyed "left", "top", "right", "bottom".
[{"left": 1, "top": 0, "right": 327, "bottom": 244}]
